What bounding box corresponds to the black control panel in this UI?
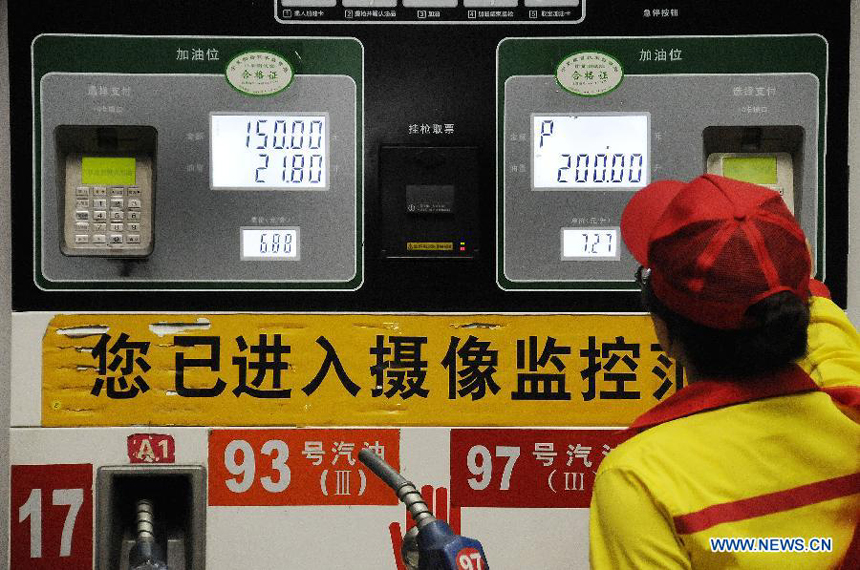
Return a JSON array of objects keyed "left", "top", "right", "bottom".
[{"left": 7, "top": 1, "right": 851, "bottom": 312}]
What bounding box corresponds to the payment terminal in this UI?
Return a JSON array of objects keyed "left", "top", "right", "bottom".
[
  {"left": 56, "top": 125, "right": 157, "bottom": 258},
  {"left": 707, "top": 153, "right": 795, "bottom": 213},
  {"left": 62, "top": 154, "right": 154, "bottom": 257}
]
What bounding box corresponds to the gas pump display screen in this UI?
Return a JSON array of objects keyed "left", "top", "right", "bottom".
[
  {"left": 210, "top": 114, "right": 328, "bottom": 190},
  {"left": 562, "top": 228, "right": 620, "bottom": 260},
  {"left": 241, "top": 227, "right": 299, "bottom": 260},
  {"left": 532, "top": 114, "right": 650, "bottom": 189}
]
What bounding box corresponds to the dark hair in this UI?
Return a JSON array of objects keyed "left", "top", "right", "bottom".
[{"left": 641, "top": 281, "right": 810, "bottom": 377}]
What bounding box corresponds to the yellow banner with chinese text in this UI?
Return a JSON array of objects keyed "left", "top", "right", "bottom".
[{"left": 42, "top": 313, "right": 684, "bottom": 427}]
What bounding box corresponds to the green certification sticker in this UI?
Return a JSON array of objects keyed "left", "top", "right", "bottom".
[
  {"left": 81, "top": 157, "right": 136, "bottom": 185},
  {"left": 226, "top": 51, "right": 294, "bottom": 96},
  {"left": 556, "top": 51, "right": 625, "bottom": 97}
]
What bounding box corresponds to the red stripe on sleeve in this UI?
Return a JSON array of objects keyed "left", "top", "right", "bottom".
[
  {"left": 824, "top": 386, "right": 860, "bottom": 409},
  {"left": 673, "top": 472, "right": 860, "bottom": 535}
]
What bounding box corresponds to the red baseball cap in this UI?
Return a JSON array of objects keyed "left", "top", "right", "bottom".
[{"left": 621, "top": 174, "right": 812, "bottom": 330}]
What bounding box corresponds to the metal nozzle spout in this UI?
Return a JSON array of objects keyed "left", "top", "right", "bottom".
[{"left": 358, "top": 449, "right": 437, "bottom": 529}]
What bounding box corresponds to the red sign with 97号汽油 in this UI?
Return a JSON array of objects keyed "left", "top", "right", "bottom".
[{"left": 450, "top": 429, "right": 619, "bottom": 508}]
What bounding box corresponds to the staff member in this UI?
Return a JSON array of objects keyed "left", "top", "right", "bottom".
[{"left": 589, "top": 174, "right": 860, "bottom": 569}]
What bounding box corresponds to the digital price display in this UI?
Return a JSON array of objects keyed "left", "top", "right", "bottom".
[
  {"left": 241, "top": 227, "right": 299, "bottom": 260},
  {"left": 533, "top": 114, "right": 650, "bottom": 189},
  {"left": 211, "top": 114, "right": 328, "bottom": 189},
  {"left": 561, "top": 228, "right": 620, "bottom": 260}
]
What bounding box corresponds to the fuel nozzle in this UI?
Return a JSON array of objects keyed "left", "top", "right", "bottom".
[
  {"left": 358, "top": 449, "right": 489, "bottom": 570},
  {"left": 128, "top": 499, "right": 168, "bottom": 570},
  {"left": 358, "top": 448, "right": 436, "bottom": 528}
]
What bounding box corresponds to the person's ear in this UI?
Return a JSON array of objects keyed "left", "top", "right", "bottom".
[{"left": 651, "top": 314, "right": 675, "bottom": 356}]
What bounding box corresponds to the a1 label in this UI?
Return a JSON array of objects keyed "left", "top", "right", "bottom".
[
  {"left": 10, "top": 464, "right": 93, "bottom": 570},
  {"left": 127, "top": 433, "right": 175, "bottom": 464}
]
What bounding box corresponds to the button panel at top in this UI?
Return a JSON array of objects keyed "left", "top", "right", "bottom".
[{"left": 277, "top": 0, "right": 585, "bottom": 22}]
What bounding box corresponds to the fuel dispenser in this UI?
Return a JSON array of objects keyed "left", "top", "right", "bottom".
[
  {"left": 4, "top": 1, "right": 852, "bottom": 569},
  {"left": 498, "top": 40, "right": 822, "bottom": 289},
  {"left": 36, "top": 37, "right": 361, "bottom": 290}
]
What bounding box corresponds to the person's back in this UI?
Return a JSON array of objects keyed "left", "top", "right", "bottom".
[
  {"left": 592, "top": 329, "right": 860, "bottom": 567},
  {"left": 589, "top": 175, "right": 860, "bottom": 569}
]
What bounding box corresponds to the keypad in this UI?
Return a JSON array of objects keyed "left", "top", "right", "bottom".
[{"left": 73, "top": 185, "right": 143, "bottom": 249}]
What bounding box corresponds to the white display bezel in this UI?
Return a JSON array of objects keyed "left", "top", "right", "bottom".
[
  {"left": 240, "top": 227, "right": 301, "bottom": 261},
  {"left": 531, "top": 112, "right": 651, "bottom": 191},
  {"left": 210, "top": 112, "right": 330, "bottom": 191}
]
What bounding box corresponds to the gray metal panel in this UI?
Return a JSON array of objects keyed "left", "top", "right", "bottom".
[
  {"left": 849, "top": 0, "right": 860, "bottom": 326},
  {"left": 40, "top": 73, "right": 358, "bottom": 284},
  {"left": 0, "top": 0, "right": 10, "bottom": 565},
  {"left": 503, "top": 73, "right": 819, "bottom": 284}
]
